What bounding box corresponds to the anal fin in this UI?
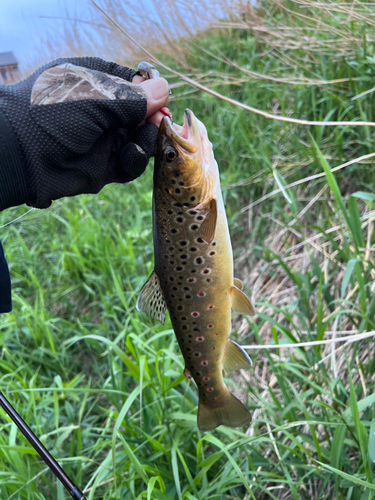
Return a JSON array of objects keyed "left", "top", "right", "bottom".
[
  {"left": 136, "top": 270, "right": 167, "bottom": 325},
  {"left": 230, "top": 285, "right": 255, "bottom": 316},
  {"left": 223, "top": 339, "right": 252, "bottom": 375}
]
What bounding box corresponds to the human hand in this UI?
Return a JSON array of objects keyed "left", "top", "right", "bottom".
[{"left": 0, "top": 57, "right": 170, "bottom": 210}]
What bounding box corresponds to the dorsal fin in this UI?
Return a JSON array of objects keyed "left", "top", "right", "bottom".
[
  {"left": 136, "top": 270, "right": 167, "bottom": 324},
  {"left": 233, "top": 278, "right": 243, "bottom": 290},
  {"left": 223, "top": 339, "right": 253, "bottom": 375},
  {"left": 199, "top": 198, "right": 217, "bottom": 244},
  {"left": 230, "top": 285, "right": 255, "bottom": 316}
]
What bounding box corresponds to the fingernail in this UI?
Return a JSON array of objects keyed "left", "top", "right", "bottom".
[{"left": 142, "top": 77, "right": 169, "bottom": 102}]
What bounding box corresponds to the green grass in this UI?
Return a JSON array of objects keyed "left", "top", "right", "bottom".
[{"left": 1, "top": 1, "right": 375, "bottom": 498}]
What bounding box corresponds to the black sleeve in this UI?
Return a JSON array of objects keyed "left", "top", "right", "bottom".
[
  {"left": 0, "top": 241, "right": 12, "bottom": 313},
  {"left": 0, "top": 106, "right": 31, "bottom": 212}
]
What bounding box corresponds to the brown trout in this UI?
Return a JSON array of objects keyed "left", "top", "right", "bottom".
[{"left": 137, "top": 109, "right": 254, "bottom": 431}]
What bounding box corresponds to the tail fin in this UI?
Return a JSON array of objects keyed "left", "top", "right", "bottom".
[{"left": 197, "top": 390, "right": 251, "bottom": 432}]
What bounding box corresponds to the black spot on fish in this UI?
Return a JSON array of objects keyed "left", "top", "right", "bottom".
[
  {"left": 197, "top": 237, "right": 204, "bottom": 243},
  {"left": 190, "top": 224, "right": 198, "bottom": 231},
  {"left": 171, "top": 179, "right": 176, "bottom": 185},
  {"left": 175, "top": 188, "right": 181, "bottom": 194},
  {"left": 190, "top": 247, "right": 197, "bottom": 252},
  {"left": 196, "top": 215, "right": 204, "bottom": 221},
  {"left": 171, "top": 228, "right": 178, "bottom": 234},
  {"left": 168, "top": 210, "right": 173, "bottom": 215},
  {"left": 190, "top": 196, "right": 196, "bottom": 202},
  {"left": 176, "top": 217, "right": 184, "bottom": 223},
  {"left": 180, "top": 241, "right": 187, "bottom": 246}
]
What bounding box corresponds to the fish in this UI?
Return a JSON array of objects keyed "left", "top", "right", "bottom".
[{"left": 136, "top": 109, "right": 255, "bottom": 432}]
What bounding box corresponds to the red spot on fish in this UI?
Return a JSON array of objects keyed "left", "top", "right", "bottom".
[
  {"left": 203, "top": 269, "right": 210, "bottom": 274},
  {"left": 208, "top": 324, "right": 213, "bottom": 328},
  {"left": 201, "top": 360, "right": 208, "bottom": 366},
  {"left": 206, "top": 278, "right": 211, "bottom": 282},
  {"left": 209, "top": 305, "right": 214, "bottom": 309},
  {"left": 186, "top": 295, "right": 191, "bottom": 299},
  {"left": 192, "top": 311, "right": 199, "bottom": 317},
  {"left": 204, "top": 376, "right": 210, "bottom": 381},
  {"left": 197, "top": 337, "right": 203, "bottom": 342},
  {"left": 194, "top": 352, "right": 201, "bottom": 357},
  {"left": 198, "top": 292, "right": 205, "bottom": 297},
  {"left": 207, "top": 387, "right": 214, "bottom": 392},
  {"left": 188, "top": 278, "right": 195, "bottom": 283}
]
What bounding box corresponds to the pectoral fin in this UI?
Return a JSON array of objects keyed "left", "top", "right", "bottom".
[
  {"left": 199, "top": 198, "right": 217, "bottom": 244},
  {"left": 230, "top": 285, "right": 255, "bottom": 316},
  {"left": 223, "top": 340, "right": 253, "bottom": 375},
  {"left": 136, "top": 270, "right": 167, "bottom": 324}
]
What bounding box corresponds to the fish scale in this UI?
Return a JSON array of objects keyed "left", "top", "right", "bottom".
[{"left": 137, "top": 109, "right": 255, "bottom": 431}]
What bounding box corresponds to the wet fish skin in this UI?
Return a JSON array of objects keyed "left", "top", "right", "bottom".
[{"left": 137, "top": 109, "right": 254, "bottom": 431}]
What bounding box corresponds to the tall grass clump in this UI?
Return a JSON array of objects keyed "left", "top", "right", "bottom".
[{"left": 1, "top": 0, "right": 375, "bottom": 499}]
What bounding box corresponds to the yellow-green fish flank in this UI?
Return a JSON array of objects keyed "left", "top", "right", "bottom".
[{"left": 137, "top": 109, "right": 255, "bottom": 431}]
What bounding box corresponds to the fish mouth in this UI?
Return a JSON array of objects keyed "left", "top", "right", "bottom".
[{"left": 161, "top": 109, "right": 199, "bottom": 154}]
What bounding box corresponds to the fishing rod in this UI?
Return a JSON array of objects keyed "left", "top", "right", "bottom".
[{"left": 0, "top": 391, "right": 87, "bottom": 500}]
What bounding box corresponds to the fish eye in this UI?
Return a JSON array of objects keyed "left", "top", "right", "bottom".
[{"left": 165, "top": 148, "right": 178, "bottom": 163}]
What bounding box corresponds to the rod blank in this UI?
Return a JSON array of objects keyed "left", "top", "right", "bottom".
[{"left": 0, "top": 391, "right": 87, "bottom": 500}]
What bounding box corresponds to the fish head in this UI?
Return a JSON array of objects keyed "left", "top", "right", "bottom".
[{"left": 154, "top": 109, "right": 217, "bottom": 207}]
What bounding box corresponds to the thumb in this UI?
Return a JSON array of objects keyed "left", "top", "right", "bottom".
[{"left": 139, "top": 78, "right": 170, "bottom": 118}]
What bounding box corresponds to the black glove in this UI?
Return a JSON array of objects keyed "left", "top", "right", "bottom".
[{"left": 0, "top": 57, "right": 165, "bottom": 210}]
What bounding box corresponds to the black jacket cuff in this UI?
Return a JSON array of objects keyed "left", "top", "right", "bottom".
[
  {"left": 0, "top": 107, "right": 31, "bottom": 211},
  {"left": 0, "top": 241, "right": 11, "bottom": 313}
]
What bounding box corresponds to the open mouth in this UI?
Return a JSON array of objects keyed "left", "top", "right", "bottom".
[{"left": 164, "top": 109, "right": 198, "bottom": 154}]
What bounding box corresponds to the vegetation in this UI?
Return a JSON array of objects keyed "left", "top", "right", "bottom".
[{"left": 1, "top": 0, "right": 375, "bottom": 498}]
